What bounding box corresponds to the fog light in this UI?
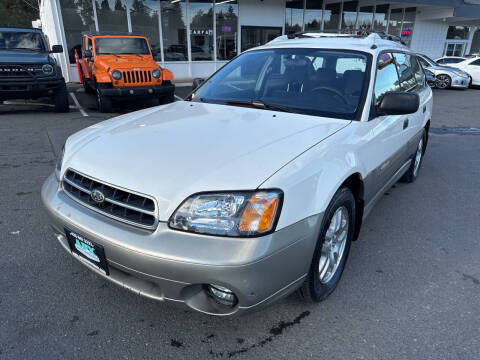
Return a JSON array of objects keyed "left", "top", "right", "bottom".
[{"left": 207, "top": 284, "right": 237, "bottom": 306}]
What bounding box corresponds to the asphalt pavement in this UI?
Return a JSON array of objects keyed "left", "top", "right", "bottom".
[{"left": 0, "top": 88, "right": 479, "bottom": 360}]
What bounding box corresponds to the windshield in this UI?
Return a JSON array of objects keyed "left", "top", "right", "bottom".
[
  {"left": 190, "top": 48, "right": 370, "bottom": 120},
  {"left": 0, "top": 31, "right": 45, "bottom": 51},
  {"left": 95, "top": 37, "right": 150, "bottom": 55}
]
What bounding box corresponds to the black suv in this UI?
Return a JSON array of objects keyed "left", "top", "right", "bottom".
[{"left": 0, "top": 27, "right": 69, "bottom": 112}]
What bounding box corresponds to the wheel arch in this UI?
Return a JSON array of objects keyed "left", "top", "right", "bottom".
[{"left": 338, "top": 173, "right": 365, "bottom": 241}]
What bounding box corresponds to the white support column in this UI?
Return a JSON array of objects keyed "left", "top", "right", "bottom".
[
  {"left": 53, "top": 0, "right": 71, "bottom": 82},
  {"left": 237, "top": 0, "right": 241, "bottom": 54},
  {"left": 320, "top": 0, "right": 325, "bottom": 31},
  {"left": 126, "top": 0, "right": 133, "bottom": 33},
  {"left": 302, "top": 0, "right": 306, "bottom": 31},
  {"left": 158, "top": 0, "right": 165, "bottom": 64},
  {"left": 338, "top": 0, "right": 344, "bottom": 33},
  {"left": 186, "top": 0, "right": 192, "bottom": 79},
  {"left": 92, "top": 0, "right": 99, "bottom": 31},
  {"left": 213, "top": 0, "right": 217, "bottom": 70}
]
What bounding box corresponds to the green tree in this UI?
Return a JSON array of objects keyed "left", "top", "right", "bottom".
[{"left": 0, "top": 0, "right": 39, "bottom": 27}]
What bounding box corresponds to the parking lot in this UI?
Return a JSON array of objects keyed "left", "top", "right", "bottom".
[{"left": 0, "top": 87, "right": 479, "bottom": 359}]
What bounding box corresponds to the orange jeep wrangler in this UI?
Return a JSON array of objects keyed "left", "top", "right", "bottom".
[{"left": 79, "top": 32, "right": 175, "bottom": 112}]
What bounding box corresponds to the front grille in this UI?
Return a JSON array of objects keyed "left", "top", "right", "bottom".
[
  {"left": 62, "top": 169, "right": 157, "bottom": 230},
  {"left": 122, "top": 69, "right": 152, "bottom": 84},
  {"left": 0, "top": 64, "right": 45, "bottom": 78}
]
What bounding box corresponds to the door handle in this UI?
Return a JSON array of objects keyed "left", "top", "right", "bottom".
[{"left": 403, "top": 118, "right": 409, "bottom": 130}]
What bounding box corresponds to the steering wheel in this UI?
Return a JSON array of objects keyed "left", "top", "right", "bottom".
[{"left": 311, "top": 86, "right": 348, "bottom": 105}]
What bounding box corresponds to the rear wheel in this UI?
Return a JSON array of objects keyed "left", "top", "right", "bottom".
[
  {"left": 53, "top": 82, "right": 70, "bottom": 113},
  {"left": 299, "top": 187, "right": 355, "bottom": 302},
  {"left": 401, "top": 130, "right": 426, "bottom": 183},
  {"left": 96, "top": 88, "right": 113, "bottom": 113}
]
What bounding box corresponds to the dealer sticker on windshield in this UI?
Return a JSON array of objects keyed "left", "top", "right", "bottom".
[{"left": 65, "top": 228, "right": 109, "bottom": 275}]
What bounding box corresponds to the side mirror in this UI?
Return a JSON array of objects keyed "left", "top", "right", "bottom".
[
  {"left": 83, "top": 49, "right": 93, "bottom": 58},
  {"left": 192, "top": 77, "right": 205, "bottom": 90},
  {"left": 50, "top": 45, "right": 63, "bottom": 53},
  {"left": 378, "top": 91, "right": 419, "bottom": 115}
]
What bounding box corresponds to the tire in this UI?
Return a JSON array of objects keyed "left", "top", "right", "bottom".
[
  {"left": 401, "top": 130, "right": 426, "bottom": 183},
  {"left": 435, "top": 74, "right": 451, "bottom": 89},
  {"left": 299, "top": 187, "right": 355, "bottom": 302},
  {"left": 82, "top": 76, "right": 94, "bottom": 94},
  {"left": 53, "top": 82, "right": 70, "bottom": 113},
  {"left": 96, "top": 88, "right": 113, "bottom": 113},
  {"left": 158, "top": 92, "right": 175, "bottom": 105}
]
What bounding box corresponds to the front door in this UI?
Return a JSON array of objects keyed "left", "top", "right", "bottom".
[{"left": 241, "top": 26, "right": 282, "bottom": 52}]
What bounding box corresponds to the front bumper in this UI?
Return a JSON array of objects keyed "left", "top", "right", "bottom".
[
  {"left": 99, "top": 83, "right": 175, "bottom": 98},
  {"left": 450, "top": 74, "right": 469, "bottom": 88},
  {"left": 41, "top": 173, "right": 322, "bottom": 315},
  {"left": 0, "top": 77, "right": 65, "bottom": 100}
]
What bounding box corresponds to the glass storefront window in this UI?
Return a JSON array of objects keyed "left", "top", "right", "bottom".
[
  {"left": 447, "top": 26, "right": 470, "bottom": 40},
  {"left": 323, "top": 3, "right": 341, "bottom": 32},
  {"left": 241, "top": 26, "right": 282, "bottom": 52},
  {"left": 285, "top": 0, "right": 304, "bottom": 35},
  {"left": 160, "top": 0, "right": 187, "bottom": 61},
  {"left": 304, "top": 0, "right": 322, "bottom": 31},
  {"left": 189, "top": 0, "right": 214, "bottom": 61},
  {"left": 59, "top": 0, "right": 96, "bottom": 64},
  {"left": 388, "top": 8, "right": 403, "bottom": 36},
  {"left": 373, "top": 4, "right": 388, "bottom": 32},
  {"left": 216, "top": 0, "right": 238, "bottom": 61},
  {"left": 401, "top": 7, "right": 415, "bottom": 46},
  {"left": 342, "top": 1, "right": 358, "bottom": 33},
  {"left": 357, "top": 5, "right": 373, "bottom": 32},
  {"left": 129, "top": 0, "right": 161, "bottom": 61},
  {"left": 95, "top": 0, "right": 128, "bottom": 32}
]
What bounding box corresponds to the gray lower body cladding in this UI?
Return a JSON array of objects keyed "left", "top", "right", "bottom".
[{"left": 41, "top": 173, "right": 323, "bottom": 315}]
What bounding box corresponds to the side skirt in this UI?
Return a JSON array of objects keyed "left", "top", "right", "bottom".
[{"left": 362, "top": 159, "right": 412, "bottom": 221}]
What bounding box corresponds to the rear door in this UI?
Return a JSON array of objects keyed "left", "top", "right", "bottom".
[
  {"left": 465, "top": 58, "right": 480, "bottom": 85},
  {"left": 392, "top": 52, "right": 429, "bottom": 158}
]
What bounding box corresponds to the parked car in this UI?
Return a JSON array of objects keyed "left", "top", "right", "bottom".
[
  {"left": 435, "top": 56, "right": 466, "bottom": 65},
  {"left": 451, "top": 56, "right": 480, "bottom": 87},
  {"left": 42, "top": 32, "right": 432, "bottom": 316},
  {"left": 78, "top": 32, "right": 175, "bottom": 112},
  {"left": 417, "top": 53, "right": 470, "bottom": 89},
  {"left": 0, "top": 27, "right": 69, "bottom": 112}
]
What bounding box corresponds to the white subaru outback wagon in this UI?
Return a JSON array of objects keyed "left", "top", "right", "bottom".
[{"left": 42, "top": 32, "right": 432, "bottom": 315}]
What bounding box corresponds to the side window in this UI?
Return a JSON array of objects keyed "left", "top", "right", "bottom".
[
  {"left": 418, "top": 57, "right": 430, "bottom": 69},
  {"left": 412, "top": 56, "right": 426, "bottom": 90},
  {"left": 87, "top": 38, "right": 92, "bottom": 51},
  {"left": 436, "top": 59, "right": 446, "bottom": 64},
  {"left": 393, "top": 53, "right": 417, "bottom": 91},
  {"left": 470, "top": 59, "right": 480, "bottom": 66},
  {"left": 374, "top": 52, "right": 401, "bottom": 105}
]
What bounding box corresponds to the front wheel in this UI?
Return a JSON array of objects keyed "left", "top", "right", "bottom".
[
  {"left": 435, "top": 74, "right": 451, "bottom": 89},
  {"left": 96, "top": 88, "right": 113, "bottom": 113},
  {"left": 53, "top": 82, "right": 70, "bottom": 113},
  {"left": 299, "top": 187, "right": 355, "bottom": 302}
]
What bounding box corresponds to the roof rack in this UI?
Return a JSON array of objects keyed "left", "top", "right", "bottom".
[{"left": 286, "top": 29, "right": 406, "bottom": 46}]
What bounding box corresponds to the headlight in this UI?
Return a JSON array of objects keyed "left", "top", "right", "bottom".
[
  {"left": 152, "top": 69, "right": 161, "bottom": 79},
  {"left": 112, "top": 70, "right": 122, "bottom": 80},
  {"left": 169, "top": 190, "right": 283, "bottom": 237},
  {"left": 55, "top": 145, "right": 65, "bottom": 180},
  {"left": 42, "top": 64, "right": 54, "bottom": 75}
]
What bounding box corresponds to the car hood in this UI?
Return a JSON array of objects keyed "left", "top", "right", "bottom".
[
  {"left": 0, "top": 50, "right": 50, "bottom": 63},
  {"left": 95, "top": 54, "right": 157, "bottom": 69},
  {"left": 64, "top": 101, "right": 349, "bottom": 220}
]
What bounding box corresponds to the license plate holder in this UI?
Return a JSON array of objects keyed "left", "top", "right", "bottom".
[{"left": 65, "top": 227, "right": 109, "bottom": 275}]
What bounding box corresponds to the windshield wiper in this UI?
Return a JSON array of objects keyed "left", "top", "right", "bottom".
[{"left": 226, "top": 99, "right": 292, "bottom": 113}]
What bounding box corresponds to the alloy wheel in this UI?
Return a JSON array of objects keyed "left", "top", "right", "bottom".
[
  {"left": 319, "top": 206, "right": 349, "bottom": 284},
  {"left": 436, "top": 75, "right": 450, "bottom": 89}
]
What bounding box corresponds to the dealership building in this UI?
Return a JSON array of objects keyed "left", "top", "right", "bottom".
[{"left": 39, "top": 0, "right": 480, "bottom": 83}]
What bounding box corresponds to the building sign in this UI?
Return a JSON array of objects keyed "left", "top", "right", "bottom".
[
  {"left": 401, "top": 29, "right": 412, "bottom": 37},
  {"left": 190, "top": 29, "right": 213, "bottom": 36},
  {"left": 221, "top": 25, "right": 232, "bottom": 33}
]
